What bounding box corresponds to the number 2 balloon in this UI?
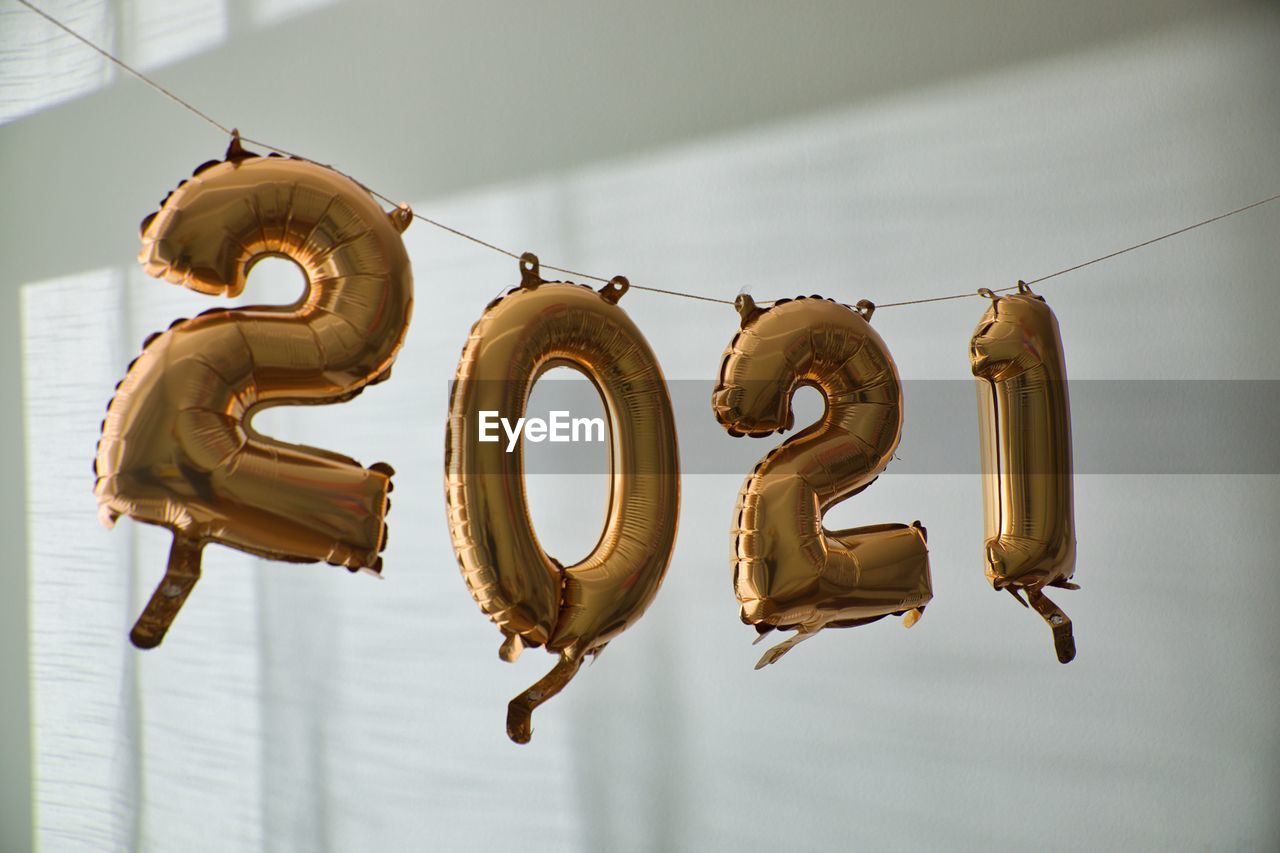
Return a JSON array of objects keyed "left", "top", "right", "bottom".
[
  {"left": 712, "top": 294, "right": 932, "bottom": 669},
  {"left": 94, "top": 137, "right": 414, "bottom": 649}
]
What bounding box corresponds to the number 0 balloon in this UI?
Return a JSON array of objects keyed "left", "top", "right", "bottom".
[
  {"left": 94, "top": 138, "right": 414, "bottom": 649},
  {"left": 970, "top": 281, "right": 1078, "bottom": 663},
  {"left": 445, "top": 254, "right": 679, "bottom": 743}
]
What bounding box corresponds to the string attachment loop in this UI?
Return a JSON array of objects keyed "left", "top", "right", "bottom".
[{"left": 519, "top": 253, "right": 542, "bottom": 290}]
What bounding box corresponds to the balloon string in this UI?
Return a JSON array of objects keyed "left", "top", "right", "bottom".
[
  {"left": 13, "top": 0, "right": 234, "bottom": 137},
  {"left": 1021, "top": 191, "right": 1280, "bottom": 287},
  {"left": 14, "top": 0, "right": 1280, "bottom": 311},
  {"left": 875, "top": 190, "right": 1280, "bottom": 308},
  {"left": 234, "top": 133, "right": 739, "bottom": 304}
]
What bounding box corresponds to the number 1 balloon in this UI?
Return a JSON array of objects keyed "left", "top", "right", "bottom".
[
  {"left": 94, "top": 136, "right": 414, "bottom": 649},
  {"left": 970, "top": 281, "right": 1078, "bottom": 663},
  {"left": 445, "top": 254, "right": 680, "bottom": 743},
  {"left": 712, "top": 295, "right": 932, "bottom": 669}
]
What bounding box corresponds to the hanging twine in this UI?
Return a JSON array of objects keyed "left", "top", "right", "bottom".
[{"left": 14, "top": 0, "right": 1280, "bottom": 309}]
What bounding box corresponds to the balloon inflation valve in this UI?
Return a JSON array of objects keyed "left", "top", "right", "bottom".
[
  {"left": 504, "top": 654, "right": 583, "bottom": 744},
  {"left": 1027, "top": 588, "right": 1076, "bottom": 664},
  {"left": 130, "top": 535, "right": 203, "bottom": 650}
]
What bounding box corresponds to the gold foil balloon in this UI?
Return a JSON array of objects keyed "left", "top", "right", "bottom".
[
  {"left": 445, "top": 254, "right": 679, "bottom": 744},
  {"left": 712, "top": 295, "right": 931, "bottom": 669},
  {"left": 971, "top": 281, "right": 1077, "bottom": 663},
  {"left": 95, "top": 137, "right": 414, "bottom": 649}
]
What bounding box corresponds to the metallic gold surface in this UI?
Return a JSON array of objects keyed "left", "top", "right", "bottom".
[
  {"left": 95, "top": 140, "right": 414, "bottom": 649},
  {"left": 970, "top": 282, "right": 1077, "bottom": 663},
  {"left": 445, "top": 255, "right": 680, "bottom": 743},
  {"left": 712, "top": 295, "right": 931, "bottom": 669}
]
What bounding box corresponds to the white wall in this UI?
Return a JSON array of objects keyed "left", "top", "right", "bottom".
[{"left": 3, "top": 2, "right": 1279, "bottom": 851}]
